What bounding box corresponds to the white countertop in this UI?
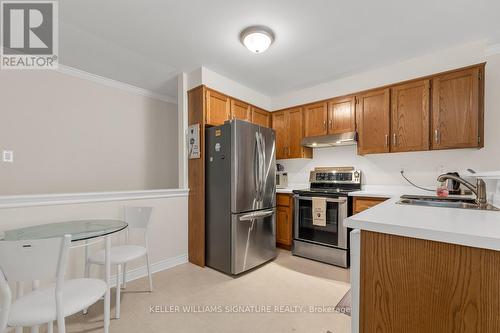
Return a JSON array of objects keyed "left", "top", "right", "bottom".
[
  {"left": 345, "top": 196, "right": 500, "bottom": 251},
  {"left": 276, "top": 188, "right": 294, "bottom": 194},
  {"left": 277, "top": 184, "right": 439, "bottom": 197},
  {"left": 348, "top": 185, "right": 437, "bottom": 198},
  {"left": 276, "top": 182, "right": 500, "bottom": 250},
  {"left": 276, "top": 184, "right": 308, "bottom": 194}
]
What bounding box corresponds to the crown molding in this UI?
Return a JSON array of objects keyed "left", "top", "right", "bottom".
[
  {"left": 55, "top": 64, "right": 177, "bottom": 104},
  {"left": 485, "top": 43, "right": 500, "bottom": 57}
]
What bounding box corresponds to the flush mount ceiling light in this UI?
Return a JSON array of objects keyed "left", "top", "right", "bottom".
[{"left": 240, "top": 26, "right": 275, "bottom": 54}]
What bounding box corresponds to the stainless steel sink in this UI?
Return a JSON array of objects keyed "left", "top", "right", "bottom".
[{"left": 396, "top": 195, "right": 500, "bottom": 211}]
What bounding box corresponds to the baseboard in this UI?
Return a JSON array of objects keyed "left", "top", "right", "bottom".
[{"left": 109, "top": 253, "right": 188, "bottom": 287}]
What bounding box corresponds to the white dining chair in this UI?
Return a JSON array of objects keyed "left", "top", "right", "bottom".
[
  {"left": 0, "top": 235, "right": 107, "bottom": 333},
  {"left": 85, "top": 207, "right": 153, "bottom": 319}
]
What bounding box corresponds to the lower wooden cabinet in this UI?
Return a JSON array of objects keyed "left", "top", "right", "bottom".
[
  {"left": 360, "top": 231, "right": 500, "bottom": 332},
  {"left": 353, "top": 196, "right": 388, "bottom": 214},
  {"left": 276, "top": 194, "right": 293, "bottom": 250}
]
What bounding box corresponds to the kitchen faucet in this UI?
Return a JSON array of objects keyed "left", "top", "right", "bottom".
[{"left": 437, "top": 174, "right": 487, "bottom": 207}]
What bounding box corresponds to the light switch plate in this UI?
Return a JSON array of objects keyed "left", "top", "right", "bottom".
[{"left": 3, "top": 150, "right": 13, "bottom": 163}]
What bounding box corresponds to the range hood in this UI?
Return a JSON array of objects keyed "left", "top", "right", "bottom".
[{"left": 301, "top": 131, "right": 357, "bottom": 148}]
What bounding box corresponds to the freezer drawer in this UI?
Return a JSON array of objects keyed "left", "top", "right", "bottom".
[{"left": 231, "top": 208, "right": 277, "bottom": 274}]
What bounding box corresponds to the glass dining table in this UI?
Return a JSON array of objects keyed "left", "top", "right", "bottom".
[{"left": 2, "top": 219, "right": 128, "bottom": 333}]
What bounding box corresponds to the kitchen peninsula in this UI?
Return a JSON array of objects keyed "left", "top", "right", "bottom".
[{"left": 346, "top": 194, "right": 500, "bottom": 333}]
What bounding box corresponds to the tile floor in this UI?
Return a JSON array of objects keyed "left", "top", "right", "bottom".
[{"left": 64, "top": 250, "right": 351, "bottom": 333}]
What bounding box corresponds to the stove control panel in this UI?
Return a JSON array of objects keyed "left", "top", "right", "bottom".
[{"left": 309, "top": 169, "right": 361, "bottom": 184}]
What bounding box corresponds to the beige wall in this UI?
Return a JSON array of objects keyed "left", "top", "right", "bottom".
[
  {"left": 0, "top": 69, "right": 178, "bottom": 195},
  {"left": 0, "top": 193, "right": 188, "bottom": 280}
]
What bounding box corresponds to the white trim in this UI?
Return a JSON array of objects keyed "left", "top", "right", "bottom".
[
  {"left": 55, "top": 64, "right": 178, "bottom": 104},
  {"left": 108, "top": 253, "right": 188, "bottom": 288},
  {"left": 0, "top": 188, "right": 189, "bottom": 209},
  {"left": 178, "top": 72, "right": 189, "bottom": 188},
  {"left": 485, "top": 44, "right": 500, "bottom": 57}
]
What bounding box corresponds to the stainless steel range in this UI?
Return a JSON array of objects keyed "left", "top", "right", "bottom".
[{"left": 292, "top": 167, "right": 361, "bottom": 268}]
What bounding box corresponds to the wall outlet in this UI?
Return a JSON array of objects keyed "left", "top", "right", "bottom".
[{"left": 2, "top": 150, "right": 13, "bottom": 163}]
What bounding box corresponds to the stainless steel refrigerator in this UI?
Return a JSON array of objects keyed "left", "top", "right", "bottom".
[{"left": 206, "top": 119, "right": 277, "bottom": 275}]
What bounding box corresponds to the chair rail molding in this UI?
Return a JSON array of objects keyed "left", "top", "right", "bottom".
[{"left": 0, "top": 189, "right": 189, "bottom": 209}]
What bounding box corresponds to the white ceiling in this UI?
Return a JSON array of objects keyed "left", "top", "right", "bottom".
[{"left": 59, "top": 0, "right": 500, "bottom": 101}]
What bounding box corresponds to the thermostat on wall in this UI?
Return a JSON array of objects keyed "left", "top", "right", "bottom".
[{"left": 2, "top": 150, "right": 14, "bottom": 163}]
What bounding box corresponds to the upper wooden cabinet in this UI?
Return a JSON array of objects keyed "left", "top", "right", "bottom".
[
  {"left": 328, "top": 96, "right": 356, "bottom": 134},
  {"left": 272, "top": 108, "right": 312, "bottom": 160},
  {"left": 206, "top": 89, "right": 230, "bottom": 126},
  {"left": 206, "top": 88, "right": 271, "bottom": 127},
  {"left": 390, "top": 80, "right": 430, "bottom": 152},
  {"left": 431, "top": 67, "right": 483, "bottom": 150},
  {"left": 272, "top": 111, "right": 287, "bottom": 159},
  {"left": 304, "top": 98, "right": 355, "bottom": 137},
  {"left": 200, "top": 63, "right": 484, "bottom": 157},
  {"left": 304, "top": 102, "right": 328, "bottom": 137},
  {"left": 230, "top": 99, "right": 251, "bottom": 121},
  {"left": 287, "top": 108, "right": 307, "bottom": 158},
  {"left": 251, "top": 107, "right": 271, "bottom": 128},
  {"left": 356, "top": 88, "right": 391, "bottom": 155}
]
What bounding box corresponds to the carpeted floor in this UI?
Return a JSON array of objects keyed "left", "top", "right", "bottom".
[{"left": 60, "top": 249, "right": 351, "bottom": 333}]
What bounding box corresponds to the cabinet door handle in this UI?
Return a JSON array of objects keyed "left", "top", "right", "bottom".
[
  {"left": 329, "top": 119, "right": 332, "bottom": 129},
  {"left": 385, "top": 134, "right": 389, "bottom": 148},
  {"left": 393, "top": 133, "right": 397, "bottom": 147},
  {"left": 434, "top": 129, "right": 440, "bottom": 144},
  {"left": 323, "top": 120, "right": 327, "bottom": 130}
]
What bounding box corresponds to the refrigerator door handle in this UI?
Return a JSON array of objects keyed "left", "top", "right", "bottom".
[
  {"left": 259, "top": 132, "right": 266, "bottom": 205},
  {"left": 254, "top": 132, "right": 261, "bottom": 202},
  {"left": 256, "top": 132, "right": 264, "bottom": 204},
  {"left": 240, "top": 209, "right": 275, "bottom": 221}
]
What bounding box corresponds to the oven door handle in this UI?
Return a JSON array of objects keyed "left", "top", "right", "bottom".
[{"left": 294, "top": 195, "right": 347, "bottom": 204}]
